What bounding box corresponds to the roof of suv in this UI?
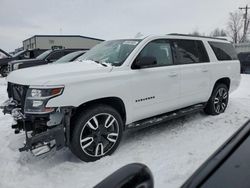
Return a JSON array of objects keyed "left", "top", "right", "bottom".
[
  {"left": 168, "top": 33, "right": 228, "bottom": 41},
  {"left": 165, "top": 34, "right": 230, "bottom": 43},
  {"left": 135, "top": 34, "right": 231, "bottom": 44}
]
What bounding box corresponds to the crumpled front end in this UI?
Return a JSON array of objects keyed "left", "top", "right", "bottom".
[{"left": 1, "top": 82, "right": 70, "bottom": 156}]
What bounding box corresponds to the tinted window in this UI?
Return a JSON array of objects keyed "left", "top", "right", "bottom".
[
  {"left": 173, "top": 39, "right": 209, "bottom": 64},
  {"left": 29, "top": 51, "right": 35, "bottom": 58},
  {"left": 23, "top": 51, "right": 30, "bottom": 59},
  {"left": 246, "top": 55, "right": 250, "bottom": 61},
  {"left": 63, "top": 50, "right": 75, "bottom": 56},
  {"left": 196, "top": 41, "right": 210, "bottom": 62},
  {"left": 209, "top": 41, "right": 238, "bottom": 61},
  {"left": 13, "top": 50, "right": 25, "bottom": 58},
  {"left": 36, "top": 50, "right": 52, "bottom": 60},
  {"left": 46, "top": 51, "right": 64, "bottom": 61},
  {"left": 55, "top": 51, "right": 85, "bottom": 63},
  {"left": 137, "top": 40, "right": 173, "bottom": 67}
]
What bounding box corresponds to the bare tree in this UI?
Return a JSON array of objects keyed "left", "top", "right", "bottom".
[
  {"left": 134, "top": 32, "right": 144, "bottom": 39},
  {"left": 189, "top": 30, "right": 202, "bottom": 36},
  {"left": 227, "top": 11, "right": 244, "bottom": 43},
  {"left": 210, "top": 28, "right": 227, "bottom": 37}
]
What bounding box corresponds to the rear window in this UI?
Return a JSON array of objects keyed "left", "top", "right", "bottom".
[{"left": 209, "top": 41, "right": 238, "bottom": 61}]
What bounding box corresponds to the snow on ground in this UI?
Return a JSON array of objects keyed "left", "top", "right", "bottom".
[{"left": 0, "top": 75, "right": 250, "bottom": 188}]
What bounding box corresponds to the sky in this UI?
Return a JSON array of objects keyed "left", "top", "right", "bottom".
[{"left": 0, "top": 0, "right": 249, "bottom": 52}]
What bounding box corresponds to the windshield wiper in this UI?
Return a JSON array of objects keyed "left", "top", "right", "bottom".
[
  {"left": 79, "top": 59, "right": 111, "bottom": 67},
  {"left": 88, "top": 59, "right": 110, "bottom": 67},
  {"left": 94, "top": 60, "right": 108, "bottom": 67}
]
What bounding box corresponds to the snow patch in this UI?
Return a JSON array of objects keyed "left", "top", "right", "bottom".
[{"left": 0, "top": 75, "right": 250, "bottom": 188}]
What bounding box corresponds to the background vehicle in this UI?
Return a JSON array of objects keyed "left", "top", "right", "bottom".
[
  {"left": 2, "top": 35, "right": 240, "bottom": 162},
  {"left": 8, "top": 48, "right": 87, "bottom": 72},
  {"left": 0, "top": 49, "right": 46, "bottom": 77},
  {"left": 0, "top": 49, "right": 11, "bottom": 59},
  {"left": 95, "top": 120, "right": 250, "bottom": 188},
  {"left": 54, "top": 50, "right": 87, "bottom": 63},
  {"left": 238, "top": 52, "right": 250, "bottom": 73}
]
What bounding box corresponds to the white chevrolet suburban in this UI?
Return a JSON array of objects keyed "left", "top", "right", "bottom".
[{"left": 1, "top": 34, "right": 241, "bottom": 162}]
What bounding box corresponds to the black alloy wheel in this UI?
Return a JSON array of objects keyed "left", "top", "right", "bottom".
[{"left": 71, "top": 105, "right": 123, "bottom": 162}]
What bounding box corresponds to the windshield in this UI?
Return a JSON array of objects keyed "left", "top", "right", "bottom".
[
  {"left": 77, "top": 39, "right": 141, "bottom": 66},
  {"left": 12, "top": 50, "right": 25, "bottom": 57},
  {"left": 0, "top": 51, "right": 8, "bottom": 59},
  {"left": 36, "top": 50, "right": 52, "bottom": 60},
  {"left": 54, "top": 51, "right": 85, "bottom": 63}
]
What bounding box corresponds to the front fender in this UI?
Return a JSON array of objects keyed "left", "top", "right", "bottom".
[{"left": 46, "top": 78, "right": 134, "bottom": 124}]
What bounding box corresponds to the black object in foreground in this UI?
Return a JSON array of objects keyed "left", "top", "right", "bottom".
[
  {"left": 95, "top": 120, "right": 250, "bottom": 188},
  {"left": 182, "top": 120, "right": 250, "bottom": 188},
  {"left": 94, "top": 163, "right": 154, "bottom": 188}
]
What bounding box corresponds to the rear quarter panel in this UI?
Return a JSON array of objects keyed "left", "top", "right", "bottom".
[{"left": 204, "top": 40, "right": 241, "bottom": 97}]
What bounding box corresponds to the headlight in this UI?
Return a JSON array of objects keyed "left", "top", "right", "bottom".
[{"left": 24, "top": 86, "right": 64, "bottom": 114}]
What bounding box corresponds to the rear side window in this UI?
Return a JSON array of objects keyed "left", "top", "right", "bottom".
[
  {"left": 196, "top": 41, "right": 210, "bottom": 62},
  {"left": 172, "top": 39, "right": 209, "bottom": 64},
  {"left": 209, "top": 41, "right": 238, "bottom": 61}
]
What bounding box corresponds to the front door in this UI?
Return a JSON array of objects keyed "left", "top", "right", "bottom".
[{"left": 129, "top": 39, "right": 180, "bottom": 122}]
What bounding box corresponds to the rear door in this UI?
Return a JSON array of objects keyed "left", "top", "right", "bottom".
[{"left": 171, "top": 39, "right": 211, "bottom": 107}]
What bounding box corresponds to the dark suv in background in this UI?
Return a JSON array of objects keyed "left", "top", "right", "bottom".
[
  {"left": 238, "top": 52, "right": 250, "bottom": 74},
  {"left": 0, "top": 49, "right": 11, "bottom": 59},
  {"left": 0, "top": 49, "right": 46, "bottom": 77},
  {"left": 8, "top": 48, "right": 88, "bottom": 73}
]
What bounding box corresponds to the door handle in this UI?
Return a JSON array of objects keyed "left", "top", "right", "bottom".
[
  {"left": 201, "top": 69, "right": 208, "bottom": 73},
  {"left": 168, "top": 72, "right": 178, "bottom": 77}
]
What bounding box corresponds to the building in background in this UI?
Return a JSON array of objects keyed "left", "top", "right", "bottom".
[{"left": 23, "top": 35, "right": 104, "bottom": 50}]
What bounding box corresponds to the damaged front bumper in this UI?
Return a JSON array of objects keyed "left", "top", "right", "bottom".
[
  {"left": 19, "top": 125, "right": 65, "bottom": 156},
  {"left": 1, "top": 98, "right": 68, "bottom": 156}
]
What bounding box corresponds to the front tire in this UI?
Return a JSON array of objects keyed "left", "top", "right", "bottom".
[
  {"left": 0, "top": 66, "right": 8, "bottom": 77},
  {"left": 70, "top": 105, "right": 123, "bottom": 162},
  {"left": 204, "top": 83, "right": 229, "bottom": 115}
]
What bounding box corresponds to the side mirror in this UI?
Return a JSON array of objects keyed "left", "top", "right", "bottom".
[
  {"left": 133, "top": 56, "right": 157, "bottom": 69},
  {"left": 46, "top": 58, "right": 54, "bottom": 63},
  {"left": 94, "top": 163, "right": 154, "bottom": 188}
]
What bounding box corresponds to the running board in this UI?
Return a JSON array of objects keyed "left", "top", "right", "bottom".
[{"left": 127, "top": 103, "right": 206, "bottom": 129}]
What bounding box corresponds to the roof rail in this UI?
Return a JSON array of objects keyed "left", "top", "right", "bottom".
[{"left": 168, "top": 33, "right": 228, "bottom": 41}]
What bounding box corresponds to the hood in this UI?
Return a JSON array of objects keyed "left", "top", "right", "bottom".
[{"left": 7, "top": 60, "right": 113, "bottom": 86}]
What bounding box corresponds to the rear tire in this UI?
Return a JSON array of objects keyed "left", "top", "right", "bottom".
[
  {"left": 204, "top": 83, "right": 229, "bottom": 115},
  {"left": 70, "top": 104, "right": 123, "bottom": 162}
]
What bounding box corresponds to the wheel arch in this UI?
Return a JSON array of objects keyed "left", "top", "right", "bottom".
[
  {"left": 213, "top": 77, "right": 231, "bottom": 91},
  {"left": 72, "top": 96, "right": 127, "bottom": 125}
]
